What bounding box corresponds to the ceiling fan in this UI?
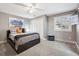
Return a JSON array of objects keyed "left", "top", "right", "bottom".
[
  {"left": 15, "top": 3, "right": 44, "bottom": 14},
  {"left": 72, "top": 4, "right": 79, "bottom": 15}
]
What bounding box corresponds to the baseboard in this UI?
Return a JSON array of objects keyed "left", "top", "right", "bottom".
[
  {"left": 0, "top": 40, "right": 6, "bottom": 44},
  {"left": 74, "top": 41, "right": 79, "bottom": 50},
  {"left": 55, "top": 39, "right": 75, "bottom": 44}
]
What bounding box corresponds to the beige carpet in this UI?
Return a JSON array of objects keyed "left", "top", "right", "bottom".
[
  {"left": 0, "top": 40, "right": 78, "bottom": 56},
  {"left": 0, "top": 42, "right": 17, "bottom": 56},
  {"left": 18, "top": 40, "right": 79, "bottom": 56}
]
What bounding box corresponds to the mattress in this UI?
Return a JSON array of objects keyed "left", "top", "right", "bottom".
[{"left": 9, "top": 33, "right": 29, "bottom": 41}]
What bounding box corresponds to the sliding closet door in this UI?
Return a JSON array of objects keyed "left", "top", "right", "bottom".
[{"left": 30, "top": 17, "right": 44, "bottom": 39}]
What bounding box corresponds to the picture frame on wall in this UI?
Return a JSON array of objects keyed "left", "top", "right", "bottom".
[{"left": 9, "top": 17, "right": 24, "bottom": 28}]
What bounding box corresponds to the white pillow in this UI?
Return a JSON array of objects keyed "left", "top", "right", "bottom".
[{"left": 10, "top": 29, "right": 16, "bottom": 34}]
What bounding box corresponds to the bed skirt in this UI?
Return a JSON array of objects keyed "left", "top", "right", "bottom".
[{"left": 7, "top": 38, "right": 40, "bottom": 54}]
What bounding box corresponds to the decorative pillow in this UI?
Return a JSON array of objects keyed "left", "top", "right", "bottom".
[{"left": 16, "top": 27, "right": 22, "bottom": 33}]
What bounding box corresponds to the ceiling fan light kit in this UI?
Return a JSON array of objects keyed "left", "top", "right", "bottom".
[{"left": 15, "top": 3, "right": 43, "bottom": 14}]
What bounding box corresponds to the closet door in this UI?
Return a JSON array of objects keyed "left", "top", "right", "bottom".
[{"left": 30, "top": 18, "right": 44, "bottom": 39}]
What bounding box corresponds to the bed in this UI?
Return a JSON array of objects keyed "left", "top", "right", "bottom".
[{"left": 7, "top": 30, "right": 40, "bottom": 54}]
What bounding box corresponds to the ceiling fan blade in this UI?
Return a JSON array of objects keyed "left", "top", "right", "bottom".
[
  {"left": 71, "top": 4, "right": 79, "bottom": 15},
  {"left": 15, "top": 3, "right": 44, "bottom": 10},
  {"left": 35, "top": 8, "right": 44, "bottom": 11},
  {"left": 15, "top": 3, "right": 36, "bottom": 7},
  {"left": 14, "top": 3, "right": 28, "bottom": 7},
  {"left": 31, "top": 3, "right": 37, "bottom": 6}
]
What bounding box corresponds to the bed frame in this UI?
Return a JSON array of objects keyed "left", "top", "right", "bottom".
[{"left": 7, "top": 30, "right": 40, "bottom": 54}]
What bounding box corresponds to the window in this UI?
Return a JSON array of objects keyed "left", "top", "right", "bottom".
[{"left": 54, "top": 15, "right": 78, "bottom": 31}]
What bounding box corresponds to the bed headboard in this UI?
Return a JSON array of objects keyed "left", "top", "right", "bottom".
[
  {"left": 7, "top": 30, "right": 11, "bottom": 39},
  {"left": 7, "top": 28, "right": 25, "bottom": 38}
]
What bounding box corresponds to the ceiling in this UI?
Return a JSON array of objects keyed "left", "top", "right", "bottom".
[{"left": 0, "top": 3, "right": 78, "bottom": 19}]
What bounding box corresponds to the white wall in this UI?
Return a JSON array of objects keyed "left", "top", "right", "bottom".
[
  {"left": 0, "top": 12, "right": 30, "bottom": 42},
  {"left": 47, "top": 15, "right": 76, "bottom": 42},
  {"left": 0, "top": 13, "right": 8, "bottom": 42},
  {"left": 43, "top": 16, "right": 48, "bottom": 38},
  {"left": 29, "top": 13, "right": 76, "bottom": 42},
  {"left": 23, "top": 20, "right": 30, "bottom": 32},
  {"left": 76, "top": 25, "right": 79, "bottom": 46},
  {"left": 76, "top": 10, "right": 79, "bottom": 46}
]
